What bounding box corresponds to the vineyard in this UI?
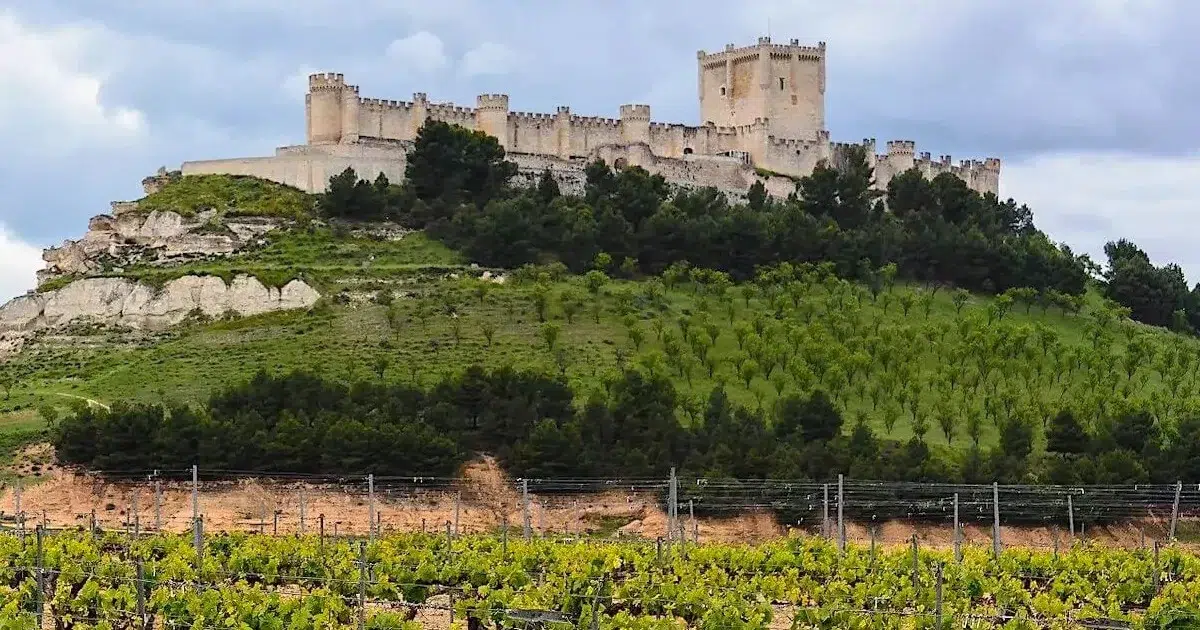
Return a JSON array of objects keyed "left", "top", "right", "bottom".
[{"left": 3, "top": 527, "right": 1200, "bottom": 629}]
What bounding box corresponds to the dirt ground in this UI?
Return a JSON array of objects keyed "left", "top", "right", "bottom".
[{"left": 0, "top": 448, "right": 1184, "bottom": 550}]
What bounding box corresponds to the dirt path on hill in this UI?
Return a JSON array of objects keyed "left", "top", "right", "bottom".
[
  {"left": 44, "top": 392, "right": 110, "bottom": 411},
  {"left": 0, "top": 448, "right": 1183, "bottom": 550}
]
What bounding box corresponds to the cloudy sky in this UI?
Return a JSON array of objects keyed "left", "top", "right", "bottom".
[{"left": 2, "top": 0, "right": 1199, "bottom": 301}]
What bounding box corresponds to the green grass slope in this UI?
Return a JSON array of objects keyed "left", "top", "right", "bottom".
[
  {"left": 4, "top": 223, "right": 1191, "bottom": 459},
  {"left": 136, "top": 174, "right": 314, "bottom": 219}
]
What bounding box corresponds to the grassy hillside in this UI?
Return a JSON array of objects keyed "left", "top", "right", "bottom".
[
  {"left": 136, "top": 174, "right": 314, "bottom": 219},
  {"left": 6, "top": 170, "right": 1199, "bottom": 473},
  {"left": 4, "top": 217, "right": 1189, "bottom": 460}
]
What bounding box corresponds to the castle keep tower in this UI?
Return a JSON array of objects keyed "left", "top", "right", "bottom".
[{"left": 697, "top": 37, "right": 826, "bottom": 140}]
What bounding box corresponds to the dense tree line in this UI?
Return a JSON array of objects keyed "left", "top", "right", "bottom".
[
  {"left": 319, "top": 120, "right": 1090, "bottom": 300},
  {"left": 1100, "top": 238, "right": 1200, "bottom": 332},
  {"left": 53, "top": 367, "right": 1200, "bottom": 485}
]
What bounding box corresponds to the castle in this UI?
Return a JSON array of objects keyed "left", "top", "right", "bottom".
[{"left": 182, "top": 37, "right": 1000, "bottom": 198}]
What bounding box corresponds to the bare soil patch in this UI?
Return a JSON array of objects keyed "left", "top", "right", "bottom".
[{"left": 0, "top": 454, "right": 1184, "bottom": 549}]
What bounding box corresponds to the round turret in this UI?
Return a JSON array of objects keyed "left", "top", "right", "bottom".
[{"left": 308, "top": 72, "right": 348, "bottom": 144}]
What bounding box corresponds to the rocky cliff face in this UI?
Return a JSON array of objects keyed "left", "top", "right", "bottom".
[
  {"left": 0, "top": 275, "right": 320, "bottom": 332},
  {"left": 39, "top": 207, "right": 283, "bottom": 285}
]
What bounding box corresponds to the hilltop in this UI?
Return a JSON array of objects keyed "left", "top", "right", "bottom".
[{"left": 3, "top": 120, "right": 1200, "bottom": 490}]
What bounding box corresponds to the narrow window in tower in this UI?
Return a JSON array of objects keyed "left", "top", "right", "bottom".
[
  {"left": 779, "top": 77, "right": 785, "bottom": 90},
  {"left": 720, "top": 86, "right": 726, "bottom": 96}
]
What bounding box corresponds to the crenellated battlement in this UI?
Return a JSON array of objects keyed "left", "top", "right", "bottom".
[
  {"left": 360, "top": 98, "right": 411, "bottom": 111},
  {"left": 771, "top": 135, "right": 823, "bottom": 149},
  {"left": 513, "top": 111, "right": 558, "bottom": 124},
  {"left": 619, "top": 104, "right": 651, "bottom": 120},
  {"left": 831, "top": 137, "right": 876, "bottom": 153},
  {"left": 697, "top": 37, "right": 825, "bottom": 69},
  {"left": 649, "top": 121, "right": 693, "bottom": 131},
  {"left": 265, "top": 38, "right": 994, "bottom": 195},
  {"left": 426, "top": 103, "right": 475, "bottom": 116},
  {"left": 308, "top": 72, "right": 346, "bottom": 90},
  {"left": 732, "top": 118, "right": 770, "bottom": 134},
  {"left": 476, "top": 94, "right": 509, "bottom": 110},
  {"left": 568, "top": 114, "right": 621, "bottom": 128}
]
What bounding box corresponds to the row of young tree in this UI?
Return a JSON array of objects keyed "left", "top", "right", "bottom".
[{"left": 53, "top": 366, "right": 1200, "bottom": 485}]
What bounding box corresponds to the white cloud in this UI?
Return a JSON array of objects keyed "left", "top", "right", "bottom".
[
  {"left": 0, "top": 11, "right": 146, "bottom": 158},
  {"left": 1003, "top": 151, "right": 1200, "bottom": 280},
  {"left": 386, "top": 31, "right": 449, "bottom": 74},
  {"left": 737, "top": 0, "right": 978, "bottom": 64},
  {"left": 459, "top": 42, "right": 521, "bottom": 77},
  {"left": 0, "top": 223, "right": 42, "bottom": 302},
  {"left": 281, "top": 65, "right": 321, "bottom": 99}
]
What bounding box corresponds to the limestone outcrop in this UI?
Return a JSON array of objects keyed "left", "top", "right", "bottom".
[
  {"left": 39, "top": 208, "right": 283, "bottom": 284},
  {"left": 0, "top": 275, "right": 320, "bottom": 332}
]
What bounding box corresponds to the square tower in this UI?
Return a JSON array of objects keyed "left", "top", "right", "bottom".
[{"left": 696, "top": 37, "right": 826, "bottom": 140}]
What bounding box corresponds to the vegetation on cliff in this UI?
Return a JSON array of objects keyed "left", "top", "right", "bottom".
[{"left": 136, "top": 173, "right": 314, "bottom": 219}]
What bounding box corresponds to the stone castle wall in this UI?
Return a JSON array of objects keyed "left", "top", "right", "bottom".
[{"left": 186, "top": 39, "right": 1001, "bottom": 199}]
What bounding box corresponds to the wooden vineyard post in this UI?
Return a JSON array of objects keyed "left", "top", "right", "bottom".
[
  {"left": 454, "top": 491, "right": 461, "bottom": 538},
  {"left": 368, "top": 474, "right": 376, "bottom": 543},
  {"left": 837, "top": 474, "right": 845, "bottom": 553},
  {"left": 136, "top": 559, "right": 147, "bottom": 630},
  {"left": 299, "top": 487, "right": 306, "bottom": 535},
  {"left": 1170, "top": 481, "right": 1182, "bottom": 542},
  {"left": 910, "top": 534, "right": 919, "bottom": 591},
  {"left": 357, "top": 541, "right": 367, "bottom": 630},
  {"left": 953, "top": 492, "right": 962, "bottom": 563},
  {"left": 934, "top": 563, "right": 944, "bottom": 628},
  {"left": 992, "top": 482, "right": 1001, "bottom": 557},
  {"left": 35, "top": 525, "right": 43, "bottom": 628},
  {"left": 822, "top": 484, "right": 829, "bottom": 539},
  {"left": 522, "top": 479, "right": 532, "bottom": 542},
  {"left": 154, "top": 480, "right": 162, "bottom": 533}
]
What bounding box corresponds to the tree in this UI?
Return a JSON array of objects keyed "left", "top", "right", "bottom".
[
  {"left": 480, "top": 321, "right": 498, "bottom": 347},
  {"left": 936, "top": 403, "right": 958, "bottom": 444},
  {"left": 747, "top": 180, "right": 768, "bottom": 210},
  {"left": 319, "top": 167, "right": 384, "bottom": 219},
  {"left": 560, "top": 289, "right": 584, "bottom": 324},
  {"left": 536, "top": 168, "right": 561, "bottom": 204},
  {"left": 951, "top": 289, "right": 970, "bottom": 315},
  {"left": 1046, "top": 410, "right": 1089, "bottom": 454},
  {"left": 627, "top": 324, "right": 645, "bottom": 350},
  {"left": 0, "top": 369, "right": 14, "bottom": 400},
  {"left": 372, "top": 357, "right": 390, "bottom": 379},
  {"left": 998, "top": 416, "right": 1034, "bottom": 461},
  {"left": 776, "top": 390, "right": 842, "bottom": 443},
  {"left": 541, "top": 322, "right": 561, "bottom": 353},
  {"left": 584, "top": 270, "right": 608, "bottom": 295},
  {"left": 405, "top": 120, "right": 517, "bottom": 209},
  {"left": 531, "top": 284, "right": 550, "bottom": 322}
]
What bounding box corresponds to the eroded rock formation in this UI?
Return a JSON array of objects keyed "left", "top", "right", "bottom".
[
  {"left": 39, "top": 208, "right": 283, "bottom": 284},
  {"left": 0, "top": 275, "right": 320, "bottom": 332}
]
